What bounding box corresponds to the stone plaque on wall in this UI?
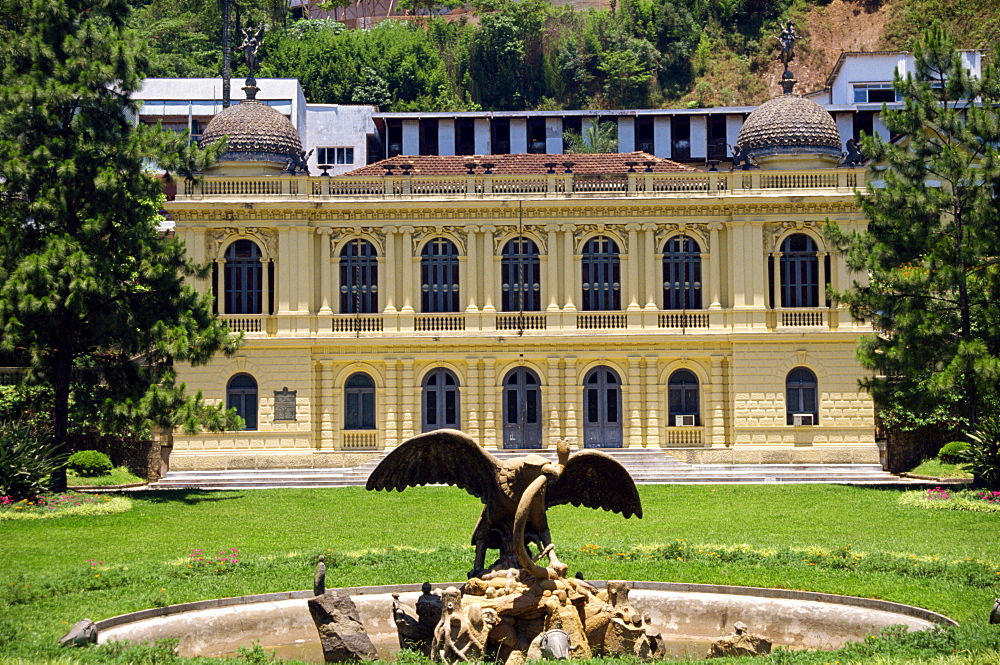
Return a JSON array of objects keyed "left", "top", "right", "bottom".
[{"left": 274, "top": 387, "right": 297, "bottom": 421}]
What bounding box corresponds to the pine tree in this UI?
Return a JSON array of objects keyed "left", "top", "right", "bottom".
[
  {"left": 0, "top": 0, "right": 241, "bottom": 490},
  {"left": 826, "top": 28, "right": 1000, "bottom": 433}
]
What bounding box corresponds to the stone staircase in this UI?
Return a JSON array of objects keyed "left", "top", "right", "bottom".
[{"left": 149, "top": 446, "right": 919, "bottom": 490}]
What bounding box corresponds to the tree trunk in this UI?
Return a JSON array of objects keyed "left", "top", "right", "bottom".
[{"left": 49, "top": 350, "right": 73, "bottom": 492}]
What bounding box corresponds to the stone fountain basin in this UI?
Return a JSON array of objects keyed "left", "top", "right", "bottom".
[{"left": 96, "top": 581, "right": 957, "bottom": 659}]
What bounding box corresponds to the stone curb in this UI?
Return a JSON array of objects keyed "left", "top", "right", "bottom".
[
  {"left": 897, "top": 473, "right": 972, "bottom": 484},
  {"left": 69, "top": 482, "right": 148, "bottom": 492},
  {"left": 93, "top": 580, "right": 958, "bottom": 633}
]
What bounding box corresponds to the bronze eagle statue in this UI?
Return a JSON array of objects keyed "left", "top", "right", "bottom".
[{"left": 366, "top": 429, "right": 642, "bottom": 577}]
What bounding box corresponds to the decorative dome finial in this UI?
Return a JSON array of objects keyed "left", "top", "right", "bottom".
[{"left": 778, "top": 21, "right": 799, "bottom": 93}]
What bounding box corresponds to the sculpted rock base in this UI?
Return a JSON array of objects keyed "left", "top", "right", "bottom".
[{"left": 393, "top": 577, "right": 656, "bottom": 664}]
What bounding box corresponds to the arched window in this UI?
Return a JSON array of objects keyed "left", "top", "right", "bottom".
[
  {"left": 501, "top": 238, "right": 541, "bottom": 312},
  {"left": 581, "top": 236, "right": 620, "bottom": 311},
  {"left": 227, "top": 373, "right": 258, "bottom": 430},
  {"left": 344, "top": 372, "right": 376, "bottom": 430},
  {"left": 583, "top": 366, "right": 622, "bottom": 447},
  {"left": 502, "top": 368, "right": 542, "bottom": 448},
  {"left": 663, "top": 236, "right": 702, "bottom": 310},
  {"left": 224, "top": 240, "right": 262, "bottom": 314},
  {"left": 421, "top": 238, "right": 460, "bottom": 313},
  {"left": 668, "top": 369, "right": 700, "bottom": 426},
  {"left": 786, "top": 367, "right": 818, "bottom": 425},
  {"left": 780, "top": 234, "right": 818, "bottom": 308},
  {"left": 422, "top": 368, "right": 460, "bottom": 431},
  {"left": 340, "top": 239, "right": 378, "bottom": 314}
]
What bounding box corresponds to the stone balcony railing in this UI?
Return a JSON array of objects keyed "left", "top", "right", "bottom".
[
  {"left": 178, "top": 168, "right": 865, "bottom": 201},
  {"left": 220, "top": 307, "right": 864, "bottom": 338}
]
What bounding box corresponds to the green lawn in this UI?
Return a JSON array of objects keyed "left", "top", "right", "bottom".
[{"left": 1, "top": 484, "right": 998, "bottom": 664}]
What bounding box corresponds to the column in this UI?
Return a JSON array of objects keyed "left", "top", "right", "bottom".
[
  {"left": 708, "top": 222, "right": 722, "bottom": 309},
  {"left": 401, "top": 228, "right": 414, "bottom": 313},
  {"left": 438, "top": 119, "right": 456, "bottom": 156},
  {"left": 627, "top": 357, "right": 642, "bottom": 447},
  {"left": 401, "top": 358, "right": 415, "bottom": 439},
  {"left": 466, "top": 357, "right": 481, "bottom": 443},
  {"left": 474, "top": 118, "right": 491, "bottom": 155},
  {"left": 562, "top": 225, "right": 577, "bottom": 312},
  {"left": 644, "top": 356, "right": 660, "bottom": 447},
  {"left": 653, "top": 116, "right": 671, "bottom": 158},
  {"left": 465, "top": 227, "right": 479, "bottom": 312},
  {"left": 277, "top": 228, "right": 292, "bottom": 314},
  {"left": 642, "top": 224, "right": 658, "bottom": 310},
  {"left": 817, "top": 251, "right": 828, "bottom": 308},
  {"left": 297, "top": 227, "right": 312, "bottom": 313},
  {"left": 617, "top": 117, "right": 635, "bottom": 152},
  {"left": 385, "top": 359, "right": 399, "bottom": 447},
  {"left": 873, "top": 113, "right": 890, "bottom": 142},
  {"left": 383, "top": 227, "right": 398, "bottom": 313},
  {"left": 402, "top": 119, "right": 419, "bottom": 156},
  {"left": 747, "top": 224, "right": 767, "bottom": 310},
  {"left": 626, "top": 225, "right": 641, "bottom": 311},
  {"left": 546, "top": 357, "right": 562, "bottom": 447},
  {"left": 482, "top": 358, "right": 496, "bottom": 447},
  {"left": 725, "top": 114, "right": 743, "bottom": 149},
  {"left": 319, "top": 359, "right": 334, "bottom": 449},
  {"left": 545, "top": 117, "right": 563, "bottom": 154},
  {"left": 563, "top": 357, "right": 578, "bottom": 446},
  {"left": 690, "top": 115, "right": 708, "bottom": 159},
  {"left": 510, "top": 118, "right": 528, "bottom": 154},
  {"left": 545, "top": 225, "right": 561, "bottom": 311},
  {"left": 318, "top": 228, "right": 333, "bottom": 314},
  {"left": 261, "top": 258, "right": 272, "bottom": 315},
  {"left": 482, "top": 225, "right": 496, "bottom": 312},
  {"left": 215, "top": 258, "right": 225, "bottom": 314},
  {"left": 771, "top": 253, "right": 781, "bottom": 310},
  {"left": 835, "top": 113, "right": 853, "bottom": 147},
  {"left": 709, "top": 354, "right": 727, "bottom": 447}
]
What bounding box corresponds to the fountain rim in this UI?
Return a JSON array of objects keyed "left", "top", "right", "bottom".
[{"left": 93, "top": 580, "right": 958, "bottom": 634}]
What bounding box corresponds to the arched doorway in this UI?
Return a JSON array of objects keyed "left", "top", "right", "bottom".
[
  {"left": 582, "top": 366, "right": 622, "bottom": 448},
  {"left": 422, "top": 368, "right": 460, "bottom": 431},
  {"left": 502, "top": 368, "right": 542, "bottom": 449}
]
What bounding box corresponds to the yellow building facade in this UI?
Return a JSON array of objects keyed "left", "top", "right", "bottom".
[{"left": 165, "top": 87, "right": 878, "bottom": 471}]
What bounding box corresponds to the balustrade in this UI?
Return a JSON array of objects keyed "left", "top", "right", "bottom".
[
  {"left": 178, "top": 168, "right": 866, "bottom": 201},
  {"left": 341, "top": 430, "right": 378, "bottom": 449}
]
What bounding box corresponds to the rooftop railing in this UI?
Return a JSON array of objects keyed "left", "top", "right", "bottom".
[{"left": 179, "top": 168, "right": 866, "bottom": 200}]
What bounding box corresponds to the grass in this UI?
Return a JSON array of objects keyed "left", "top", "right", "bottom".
[
  {"left": 909, "top": 459, "right": 974, "bottom": 479},
  {"left": 67, "top": 466, "right": 146, "bottom": 487},
  {"left": 0, "top": 484, "right": 998, "bottom": 664}
]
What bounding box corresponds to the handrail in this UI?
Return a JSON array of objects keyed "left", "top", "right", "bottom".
[{"left": 178, "top": 168, "right": 866, "bottom": 200}]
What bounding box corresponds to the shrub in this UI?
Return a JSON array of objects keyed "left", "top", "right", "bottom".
[
  {"left": 0, "top": 421, "right": 65, "bottom": 500},
  {"left": 938, "top": 440, "right": 970, "bottom": 464},
  {"left": 67, "top": 450, "right": 113, "bottom": 476},
  {"left": 964, "top": 418, "right": 1000, "bottom": 490}
]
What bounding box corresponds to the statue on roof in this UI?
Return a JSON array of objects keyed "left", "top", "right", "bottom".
[
  {"left": 778, "top": 21, "right": 799, "bottom": 70},
  {"left": 239, "top": 22, "right": 265, "bottom": 78}
]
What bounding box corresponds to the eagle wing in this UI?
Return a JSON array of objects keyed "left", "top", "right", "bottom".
[
  {"left": 365, "top": 429, "right": 501, "bottom": 504},
  {"left": 546, "top": 451, "right": 642, "bottom": 518}
]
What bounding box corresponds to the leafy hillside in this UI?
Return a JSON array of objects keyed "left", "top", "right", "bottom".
[{"left": 129, "top": 0, "right": 999, "bottom": 111}]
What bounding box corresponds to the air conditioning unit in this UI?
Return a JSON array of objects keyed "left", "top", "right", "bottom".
[
  {"left": 792, "top": 413, "right": 815, "bottom": 426},
  {"left": 675, "top": 415, "right": 696, "bottom": 427}
]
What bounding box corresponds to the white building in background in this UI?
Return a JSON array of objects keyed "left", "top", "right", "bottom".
[
  {"left": 136, "top": 51, "right": 983, "bottom": 177},
  {"left": 134, "top": 78, "right": 378, "bottom": 176}
]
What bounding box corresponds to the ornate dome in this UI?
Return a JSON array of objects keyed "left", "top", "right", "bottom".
[
  {"left": 737, "top": 94, "right": 842, "bottom": 165},
  {"left": 200, "top": 95, "right": 302, "bottom": 165}
]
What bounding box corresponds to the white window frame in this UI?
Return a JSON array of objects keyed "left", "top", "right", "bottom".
[{"left": 316, "top": 146, "right": 355, "bottom": 166}]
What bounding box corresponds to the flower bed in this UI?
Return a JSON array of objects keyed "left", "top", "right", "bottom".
[
  {"left": 0, "top": 492, "right": 132, "bottom": 520},
  {"left": 899, "top": 486, "right": 1000, "bottom": 512}
]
